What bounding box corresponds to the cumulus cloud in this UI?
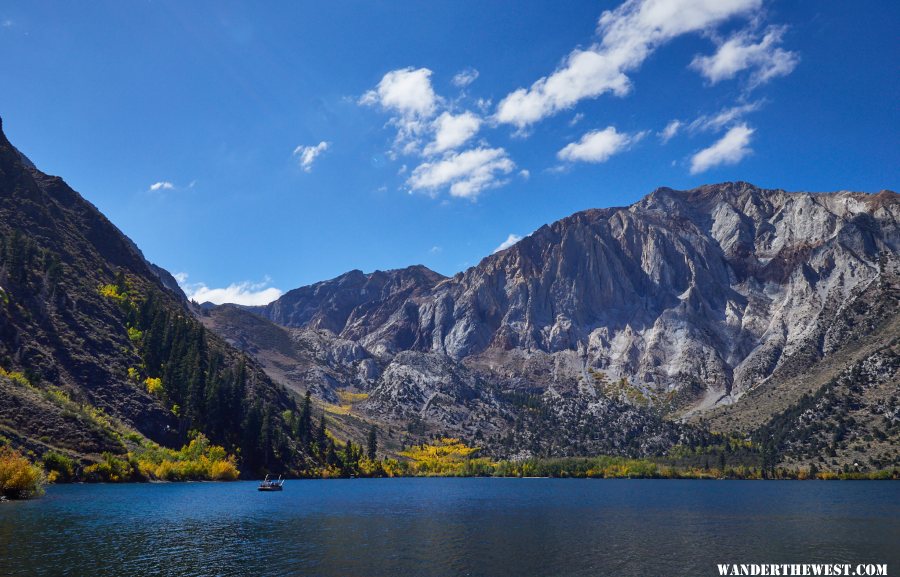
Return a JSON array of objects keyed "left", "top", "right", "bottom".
[
  {"left": 690, "top": 123, "right": 754, "bottom": 174},
  {"left": 558, "top": 126, "right": 644, "bottom": 164},
  {"left": 361, "top": 68, "right": 513, "bottom": 200},
  {"left": 360, "top": 67, "right": 441, "bottom": 155},
  {"left": 658, "top": 120, "right": 683, "bottom": 143},
  {"left": 294, "top": 141, "right": 330, "bottom": 172},
  {"left": 425, "top": 111, "right": 482, "bottom": 155},
  {"left": 691, "top": 25, "right": 798, "bottom": 87},
  {"left": 408, "top": 147, "right": 515, "bottom": 199},
  {"left": 495, "top": 0, "right": 762, "bottom": 128},
  {"left": 176, "top": 273, "right": 282, "bottom": 306},
  {"left": 360, "top": 67, "right": 438, "bottom": 117},
  {"left": 148, "top": 181, "right": 174, "bottom": 192},
  {"left": 493, "top": 233, "right": 523, "bottom": 254},
  {"left": 452, "top": 68, "right": 480, "bottom": 88}
]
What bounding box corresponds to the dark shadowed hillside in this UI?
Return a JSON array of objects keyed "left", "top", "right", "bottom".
[{"left": 0, "top": 117, "right": 310, "bottom": 476}]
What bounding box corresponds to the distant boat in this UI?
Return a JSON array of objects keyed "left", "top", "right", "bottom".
[{"left": 258, "top": 474, "right": 284, "bottom": 491}]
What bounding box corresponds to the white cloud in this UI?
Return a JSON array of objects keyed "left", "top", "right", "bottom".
[
  {"left": 148, "top": 181, "right": 174, "bottom": 192},
  {"left": 424, "top": 111, "right": 482, "bottom": 155},
  {"left": 408, "top": 147, "right": 515, "bottom": 199},
  {"left": 659, "top": 119, "right": 682, "bottom": 143},
  {"left": 558, "top": 126, "right": 644, "bottom": 164},
  {"left": 688, "top": 100, "right": 762, "bottom": 132},
  {"left": 495, "top": 0, "right": 762, "bottom": 128},
  {"left": 176, "top": 273, "right": 283, "bottom": 306},
  {"left": 362, "top": 68, "right": 516, "bottom": 200},
  {"left": 360, "top": 67, "right": 438, "bottom": 118},
  {"left": 690, "top": 123, "right": 754, "bottom": 174},
  {"left": 493, "top": 233, "right": 523, "bottom": 254},
  {"left": 361, "top": 67, "right": 446, "bottom": 157},
  {"left": 452, "top": 68, "right": 480, "bottom": 88},
  {"left": 519, "top": 169, "right": 531, "bottom": 180},
  {"left": 691, "top": 26, "right": 798, "bottom": 87},
  {"left": 293, "top": 141, "right": 330, "bottom": 172},
  {"left": 429, "top": 245, "right": 443, "bottom": 254}
]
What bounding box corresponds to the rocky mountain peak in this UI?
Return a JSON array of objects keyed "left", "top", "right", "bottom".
[{"left": 245, "top": 182, "right": 898, "bottom": 415}]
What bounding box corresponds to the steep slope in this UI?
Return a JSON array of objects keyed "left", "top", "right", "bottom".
[
  {"left": 200, "top": 304, "right": 376, "bottom": 403},
  {"left": 0, "top": 117, "right": 305, "bottom": 475}
]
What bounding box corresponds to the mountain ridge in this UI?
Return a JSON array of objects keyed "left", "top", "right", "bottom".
[
  {"left": 245, "top": 181, "right": 897, "bottom": 398},
  {"left": 207, "top": 180, "right": 898, "bottom": 465}
]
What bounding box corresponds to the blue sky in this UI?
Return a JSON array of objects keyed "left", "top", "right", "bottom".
[{"left": 1, "top": 1, "right": 897, "bottom": 304}]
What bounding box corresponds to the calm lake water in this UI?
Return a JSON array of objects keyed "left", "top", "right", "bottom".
[{"left": 1, "top": 479, "right": 897, "bottom": 576}]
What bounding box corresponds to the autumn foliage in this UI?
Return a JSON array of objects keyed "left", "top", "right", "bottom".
[
  {"left": 400, "top": 438, "right": 493, "bottom": 476},
  {"left": 0, "top": 447, "right": 44, "bottom": 499},
  {"left": 80, "top": 434, "right": 240, "bottom": 482}
]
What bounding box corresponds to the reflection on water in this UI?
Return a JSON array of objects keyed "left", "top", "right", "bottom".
[{"left": 1, "top": 479, "right": 898, "bottom": 576}]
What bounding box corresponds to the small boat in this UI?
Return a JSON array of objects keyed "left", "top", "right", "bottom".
[{"left": 258, "top": 474, "right": 284, "bottom": 491}]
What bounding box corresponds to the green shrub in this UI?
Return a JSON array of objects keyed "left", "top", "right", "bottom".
[{"left": 43, "top": 451, "right": 76, "bottom": 483}]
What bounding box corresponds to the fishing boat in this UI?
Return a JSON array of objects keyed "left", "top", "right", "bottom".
[{"left": 257, "top": 474, "right": 284, "bottom": 491}]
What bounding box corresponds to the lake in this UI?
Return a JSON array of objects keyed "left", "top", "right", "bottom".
[{"left": 1, "top": 479, "right": 898, "bottom": 576}]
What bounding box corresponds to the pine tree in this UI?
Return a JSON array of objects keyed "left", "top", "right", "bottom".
[
  {"left": 367, "top": 426, "right": 378, "bottom": 460},
  {"left": 299, "top": 390, "right": 312, "bottom": 445},
  {"left": 345, "top": 439, "right": 354, "bottom": 464},
  {"left": 316, "top": 414, "right": 327, "bottom": 456}
]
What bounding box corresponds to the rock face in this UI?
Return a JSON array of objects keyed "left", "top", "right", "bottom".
[
  {"left": 253, "top": 265, "right": 446, "bottom": 343},
  {"left": 251, "top": 183, "right": 899, "bottom": 412}
]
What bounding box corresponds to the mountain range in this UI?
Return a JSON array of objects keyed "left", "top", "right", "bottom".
[
  {"left": 1, "top": 114, "right": 897, "bottom": 474},
  {"left": 205, "top": 183, "right": 899, "bottom": 469}
]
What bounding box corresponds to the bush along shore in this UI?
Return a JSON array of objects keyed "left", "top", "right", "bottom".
[
  {"left": 1, "top": 433, "right": 240, "bottom": 500},
  {"left": 0, "top": 446, "right": 45, "bottom": 500},
  {"left": 4, "top": 436, "right": 898, "bottom": 501},
  {"left": 376, "top": 438, "right": 900, "bottom": 480}
]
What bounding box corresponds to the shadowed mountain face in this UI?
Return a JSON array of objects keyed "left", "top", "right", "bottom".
[
  {"left": 0, "top": 117, "right": 306, "bottom": 474},
  {"left": 247, "top": 182, "right": 898, "bottom": 410},
  {"left": 253, "top": 265, "right": 446, "bottom": 342}
]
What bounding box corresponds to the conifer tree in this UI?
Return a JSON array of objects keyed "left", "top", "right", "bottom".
[{"left": 367, "top": 426, "right": 378, "bottom": 460}]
